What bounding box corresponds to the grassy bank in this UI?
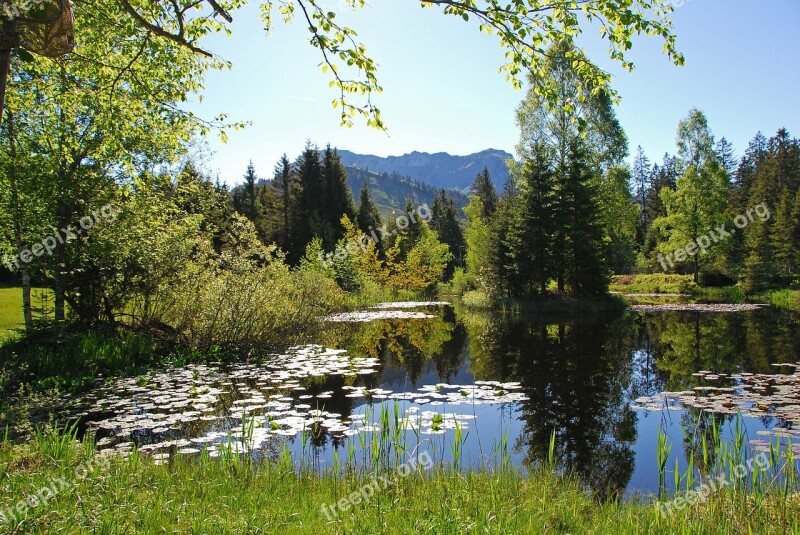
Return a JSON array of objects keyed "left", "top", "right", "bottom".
[
  {"left": 1, "top": 434, "right": 798, "bottom": 534},
  {"left": 610, "top": 274, "right": 697, "bottom": 295},
  {"left": 609, "top": 276, "right": 800, "bottom": 312}
]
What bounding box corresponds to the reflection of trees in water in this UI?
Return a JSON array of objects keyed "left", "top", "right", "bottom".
[
  {"left": 644, "top": 309, "right": 800, "bottom": 392},
  {"left": 464, "top": 312, "right": 638, "bottom": 500},
  {"left": 640, "top": 309, "right": 799, "bottom": 474},
  {"left": 317, "top": 309, "right": 465, "bottom": 385}
]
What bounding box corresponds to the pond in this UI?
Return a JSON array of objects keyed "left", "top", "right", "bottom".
[{"left": 35, "top": 302, "right": 800, "bottom": 500}]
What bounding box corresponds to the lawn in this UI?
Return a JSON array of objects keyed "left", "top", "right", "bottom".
[{"left": 0, "top": 287, "right": 54, "bottom": 341}]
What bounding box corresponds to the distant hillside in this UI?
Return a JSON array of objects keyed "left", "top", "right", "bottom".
[
  {"left": 346, "top": 167, "right": 468, "bottom": 220},
  {"left": 339, "top": 149, "right": 512, "bottom": 192}
]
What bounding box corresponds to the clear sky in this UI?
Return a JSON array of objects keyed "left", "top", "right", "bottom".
[{"left": 187, "top": 0, "right": 800, "bottom": 186}]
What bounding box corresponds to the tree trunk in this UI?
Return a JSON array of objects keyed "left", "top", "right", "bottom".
[
  {"left": 53, "top": 200, "right": 68, "bottom": 322},
  {"left": 6, "top": 110, "right": 33, "bottom": 332}
]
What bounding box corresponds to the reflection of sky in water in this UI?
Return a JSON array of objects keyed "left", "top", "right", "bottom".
[{"left": 44, "top": 303, "right": 800, "bottom": 499}]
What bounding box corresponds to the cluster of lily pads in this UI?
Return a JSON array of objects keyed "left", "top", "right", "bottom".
[
  {"left": 632, "top": 363, "right": 800, "bottom": 452},
  {"left": 61, "top": 344, "right": 526, "bottom": 461},
  {"left": 326, "top": 301, "right": 448, "bottom": 322},
  {"left": 629, "top": 303, "right": 769, "bottom": 313}
]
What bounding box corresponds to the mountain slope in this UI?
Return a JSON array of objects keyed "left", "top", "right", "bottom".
[
  {"left": 346, "top": 167, "right": 468, "bottom": 220},
  {"left": 339, "top": 149, "right": 512, "bottom": 191}
]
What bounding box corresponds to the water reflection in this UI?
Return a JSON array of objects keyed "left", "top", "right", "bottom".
[{"left": 20, "top": 303, "right": 800, "bottom": 499}]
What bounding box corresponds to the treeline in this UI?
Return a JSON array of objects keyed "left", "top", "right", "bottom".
[
  {"left": 227, "top": 143, "right": 466, "bottom": 292},
  {"left": 453, "top": 42, "right": 800, "bottom": 304},
  {"left": 454, "top": 42, "right": 635, "bottom": 301},
  {"left": 633, "top": 127, "right": 800, "bottom": 291}
]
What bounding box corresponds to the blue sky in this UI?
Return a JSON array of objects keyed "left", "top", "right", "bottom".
[{"left": 188, "top": 0, "right": 800, "bottom": 186}]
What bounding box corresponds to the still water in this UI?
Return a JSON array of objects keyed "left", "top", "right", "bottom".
[{"left": 52, "top": 303, "right": 800, "bottom": 500}]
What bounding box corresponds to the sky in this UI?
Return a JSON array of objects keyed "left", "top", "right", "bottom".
[{"left": 187, "top": 0, "right": 800, "bottom": 186}]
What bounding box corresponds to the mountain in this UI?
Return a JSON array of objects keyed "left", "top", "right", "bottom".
[
  {"left": 339, "top": 149, "right": 513, "bottom": 192},
  {"left": 345, "top": 167, "right": 469, "bottom": 220}
]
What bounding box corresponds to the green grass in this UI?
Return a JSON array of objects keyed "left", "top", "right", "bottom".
[
  {"left": 0, "top": 287, "right": 54, "bottom": 341},
  {"left": 761, "top": 289, "right": 800, "bottom": 311},
  {"left": 0, "top": 434, "right": 798, "bottom": 534},
  {"left": 0, "top": 287, "right": 25, "bottom": 339},
  {"left": 610, "top": 274, "right": 697, "bottom": 295}
]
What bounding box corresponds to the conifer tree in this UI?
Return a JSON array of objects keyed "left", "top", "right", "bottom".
[
  {"left": 470, "top": 167, "right": 499, "bottom": 218},
  {"left": 356, "top": 182, "right": 382, "bottom": 236}
]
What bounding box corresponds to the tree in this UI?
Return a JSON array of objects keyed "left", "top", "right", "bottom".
[
  {"left": 653, "top": 109, "right": 729, "bottom": 283},
  {"left": 559, "top": 139, "right": 608, "bottom": 296},
  {"left": 321, "top": 145, "right": 356, "bottom": 238},
  {"left": 598, "top": 164, "right": 639, "bottom": 273},
  {"left": 0, "top": 0, "right": 217, "bottom": 324},
  {"left": 355, "top": 181, "right": 382, "bottom": 236},
  {"left": 632, "top": 146, "right": 651, "bottom": 233},
  {"left": 715, "top": 137, "right": 737, "bottom": 182},
  {"left": 274, "top": 154, "right": 294, "bottom": 251},
  {"left": 503, "top": 143, "right": 554, "bottom": 296},
  {"left": 469, "top": 167, "right": 498, "bottom": 218},
  {"left": 244, "top": 161, "right": 258, "bottom": 221},
  {"left": 771, "top": 189, "right": 796, "bottom": 281},
  {"left": 430, "top": 189, "right": 465, "bottom": 278},
  {"left": 508, "top": 41, "right": 619, "bottom": 295}
]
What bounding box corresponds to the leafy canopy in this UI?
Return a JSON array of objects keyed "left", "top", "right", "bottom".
[{"left": 4, "top": 0, "right": 684, "bottom": 130}]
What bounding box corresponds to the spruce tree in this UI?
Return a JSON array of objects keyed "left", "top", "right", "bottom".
[
  {"left": 321, "top": 145, "right": 356, "bottom": 242},
  {"left": 274, "top": 154, "right": 293, "bottom": 251},
  {"left": 632, "top": 146, "right": 651, "bottom": 240},
  {"left": 562, "top": 139, "right": 608, "bottom": 297},
  {"left": 244, "top": 161, "right": 258, "bottom": 221},
  {"left": 504, "top": 143, "right": 554, "bottom": 296},
  {"left": 356, "top": 182, "right": 382, "bottom": 236},
  {"left": 470, "top": 167, "right": 499, "bottom": 219},
  {"left": 771, "top": 189, "right": 796, "bottom": 281},
  {"left": 293, "top": 143, "right": 324, "bottom": 259},
  {"left": 430, "top": 189, "right": 466, "bottom": 278}
]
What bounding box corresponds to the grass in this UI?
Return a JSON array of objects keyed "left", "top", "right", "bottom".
[
  {"left": 0, "top": 287, "right": 55, "bottom": 342},
  {"left": 761, "top": 289, "right": 800, "bottom": 311},
  {"left": 610, "top": 274, "right": 697, "bottom": 295},
  {"left": 0, "top": 428, "right": 798, "bottom": 534}
]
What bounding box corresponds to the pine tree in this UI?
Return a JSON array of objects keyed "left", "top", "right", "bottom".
[
  {"left": 244, "top": 161, "right": 258, "bottom": 221},
  {"left": 632, "top": 146, "right": 651, "bottom": 241},
  {"left": 771, "top": 189, "right": 796, "bottom": 281},
  {"left": 792, "top": 189, "right": 800, "bottom": 279},
  {"left": 321, "top": 145, "right": 356, "bottom": 243},
  {"left": 430, "top": 189, "right": 465, "bottom": 278},
  {"left": 356, "top": 182, "right": 382, "bottom": 236},
  {"left": 742, "top": 218, "right": 774, "bottom": 293},
  {"left": 714, "top": 137, "right": 737, "bottom": 182},
  {"left": 274, "top": 154, "right": 293, "bottom": 251},
  {"left": 292, "top": 142, "right": 323, "bottom": 260},
  {"left": 561, "top": 139, "right": 608, "bottom": 297},
  {"left": 470, "top": 167, "right": 499, "bottom": 218},
  {"left": 504, "top": 143, "right": 554, "bottom": 296}
]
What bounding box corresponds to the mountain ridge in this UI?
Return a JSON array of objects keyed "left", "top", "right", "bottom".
[{"left": 339, "top": 149, "right": 512, "bottom": 192}]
